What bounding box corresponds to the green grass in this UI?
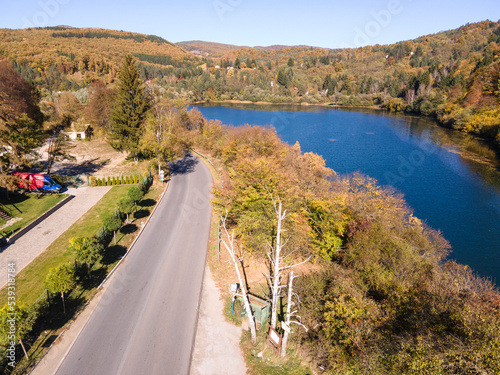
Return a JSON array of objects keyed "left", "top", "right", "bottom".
[
  {"left": 0, "top": 193, "right": 67, "bottom": 236},
  {"left": 242, "top": 330, "right": 312, "bottom": 375},
  {"left": 0, "top": 186, "right": 130, "bottom": 304}
]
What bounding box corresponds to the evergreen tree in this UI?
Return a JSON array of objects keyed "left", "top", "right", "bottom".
[{"left": 109, "top": 55, "right": 149, "bottom": 161}]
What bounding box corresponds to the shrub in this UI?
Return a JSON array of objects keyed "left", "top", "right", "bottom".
[
  {"left": 140, "top": 173, "right": 152, "bottom": 193},
  {"left": 107, "top": 176, "right": 112, "bottom": 186},
  {"left": 89, "top": 176, "right": 97, "bottom": 186},
  {"left": 128, "top": 186, "right": 144, "bottom": 205}
]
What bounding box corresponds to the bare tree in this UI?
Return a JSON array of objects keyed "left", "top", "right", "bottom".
[
  {"left": 46, "top": 132, "right": 75, "bottom": 174},
  {"left": 280, "top": 271, "right": 308, "bottom": 357},
  {"left": 220, "top": 216, "right": 257, "bottom": 344},
  {"left": 267, "top": 196, "right": 310, "bottom": 330}
]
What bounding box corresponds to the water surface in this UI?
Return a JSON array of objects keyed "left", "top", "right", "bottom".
[{"left": 194, "top": 104, "right": 500, "bottom": 284}]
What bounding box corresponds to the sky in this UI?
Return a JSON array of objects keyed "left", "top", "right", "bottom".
[{"left": 0, "top": 0, "right": 499, "bottom": 49}]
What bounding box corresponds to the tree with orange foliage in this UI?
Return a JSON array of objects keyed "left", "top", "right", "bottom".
[{"left": 0, "top": 59, "right": 45, "bottom": 197}]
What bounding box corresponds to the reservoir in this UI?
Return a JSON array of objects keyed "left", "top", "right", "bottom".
[{"left": 194, "top": 103, "right": 500, "bottom": 284}]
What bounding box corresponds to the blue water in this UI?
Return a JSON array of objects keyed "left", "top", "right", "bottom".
[{"left": 194, "top": 104, "right": 500, "bottom": 284}]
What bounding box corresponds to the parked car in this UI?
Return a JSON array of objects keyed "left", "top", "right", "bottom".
[{"left": 13, "top": 172, "right": 62, "bottom": 194}]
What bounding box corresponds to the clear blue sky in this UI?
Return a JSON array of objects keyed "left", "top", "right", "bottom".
[{"left": 0, "top": 0, "right": 499, "bottom": 48}]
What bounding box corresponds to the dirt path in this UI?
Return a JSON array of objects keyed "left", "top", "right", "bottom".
[{"left": 191, "top": 265, "right": 247, "bottom": 375}]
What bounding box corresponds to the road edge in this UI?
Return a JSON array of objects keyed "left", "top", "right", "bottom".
[{"left": 187, "top": 154, "right": 214, "bottom": 375}]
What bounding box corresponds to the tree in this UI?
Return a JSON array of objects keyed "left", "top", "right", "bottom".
[
  {"left": 0, "top": 59, "right": 45, "bottom": 197},
  {"left": 277, "top": 67, "right": 293, "bottom": 87},
  {"left": 220, "top": 216, "right": 257, "bottom": 344},
  {"left": 139, "top": 96, "right": 183, "bottom": 167},
  {"left": 118, "top": 195, "right": 135, "bottom": 222},
  {"left": 102, "top": 213, "right": 122, "bottom": 245},
  {"left": 0, "top": 304, "right": 38, "bottom": 360},
  {"left": 86, "top": 80, "right": 116, "bottom": 130},
  {"left": 46, "top": 132, "right": 75, "bottom": 174},
  {"left": 287, "top": 57, "right": 295, "bottom": 67},
  {"left": 268, "top": 197, "right": 310, "bottom": 330},
  {"left": 127, "top": 186, "right": 144, "bottom": 208},
  {"left": 44, "top": 263, "right": 76, "bottom": 314},
  {"left": 109, "top": 55, "right": 149, "bottom": 161},
  {"left": 68, "top": 236, "right": 103, "bottom": 276}
]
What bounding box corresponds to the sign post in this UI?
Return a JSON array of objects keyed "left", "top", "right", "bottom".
[
  {"left": 267, "top": 327, "right": 282, "bottom": 352},
  {"left": 159, "top": 169, "right": 165, "bottom": 182}
]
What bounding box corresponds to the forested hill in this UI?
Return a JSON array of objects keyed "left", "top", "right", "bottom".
[
  {"left": 1, "top": 22, "right": 500, "bottom": 147},
  {"left": 0, "top": 27, "right": 201, "bottom": 89}
]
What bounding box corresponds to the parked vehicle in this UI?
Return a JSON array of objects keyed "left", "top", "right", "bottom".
[{"left": 14, "top": 172, "right": 62, "bottom": 194}]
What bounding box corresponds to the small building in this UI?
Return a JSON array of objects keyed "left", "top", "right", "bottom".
[{"left": 64, "top": 124, "right": 93, "bottom": 140}]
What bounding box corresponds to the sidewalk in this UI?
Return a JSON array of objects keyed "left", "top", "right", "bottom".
[
  {"left": 0, "top": 186, "right": 112, "bottom": 288},
  {"left": 191, "top": 266, "right": 247, "bottom": 375}
]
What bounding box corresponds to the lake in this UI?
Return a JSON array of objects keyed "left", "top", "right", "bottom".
[{"left": 193, "top": 103, "right": 500, "bottom": 284}]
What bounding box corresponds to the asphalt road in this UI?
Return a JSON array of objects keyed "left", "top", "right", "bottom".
[{"left": 55, "top": 154, "right": 213, "bottom": 375}]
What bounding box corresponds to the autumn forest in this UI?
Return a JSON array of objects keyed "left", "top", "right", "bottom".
[{"left": 0, "top": 21, "right": 500, "bottom": 374}]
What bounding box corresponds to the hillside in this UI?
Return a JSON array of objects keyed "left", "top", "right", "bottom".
[
  {"left": 0, "top": 27, "right": 201, "bottom": 89},
  {"left": 1, "top": 22, "right": 499, "bottom": 147}
]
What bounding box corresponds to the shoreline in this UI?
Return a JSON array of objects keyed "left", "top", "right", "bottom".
[{"left": 192, "top": 99, "right": 385, "bottom": 112}]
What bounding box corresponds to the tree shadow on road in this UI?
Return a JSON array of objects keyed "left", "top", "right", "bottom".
[{"left": 169, "top": 153, "right": 198, "bottom": 176}]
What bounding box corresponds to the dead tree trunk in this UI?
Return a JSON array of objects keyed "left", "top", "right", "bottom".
[
  {"left": 270, "top": 198, "right": 286, "bottom": 330},
  {"left": 267, "top": 195, "right": 310, "bottom": 334},
  {"left": 221, "top": 217, "right": 257, "bottom": 344},
  {"left": 281, "top": 271, "right": 295, "bottom": 357}
]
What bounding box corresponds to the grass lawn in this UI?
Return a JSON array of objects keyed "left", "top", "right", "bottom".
[{"left": 0, "top": 193, "right": 68, "bottom": 237}]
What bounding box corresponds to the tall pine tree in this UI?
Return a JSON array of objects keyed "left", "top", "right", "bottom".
[{"left": 109, "top": 55, "right": 148, "bottom": 161}]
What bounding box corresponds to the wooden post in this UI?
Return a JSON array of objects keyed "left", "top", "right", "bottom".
[{"left": 19, "top": 339, "right": 29, "bottom": 360}]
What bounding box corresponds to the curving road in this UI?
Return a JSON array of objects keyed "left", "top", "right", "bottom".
[{"left": 55, "top": 154, "right": 213, "bottom": 375}]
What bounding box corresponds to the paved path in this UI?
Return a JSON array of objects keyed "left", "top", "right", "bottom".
[
  {"left": 55, "top": 154, "right": 213, "bottom": 375},
  {"left": 191, "top": 265, "right": 247, "bottom": 375},
  {"left": 0, "top": 186, "right": 112, "bottom": 288}
]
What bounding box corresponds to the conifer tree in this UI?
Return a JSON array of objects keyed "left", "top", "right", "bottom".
[{"left": 109, "top": 55, "right": 149, "bottom": 161}]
